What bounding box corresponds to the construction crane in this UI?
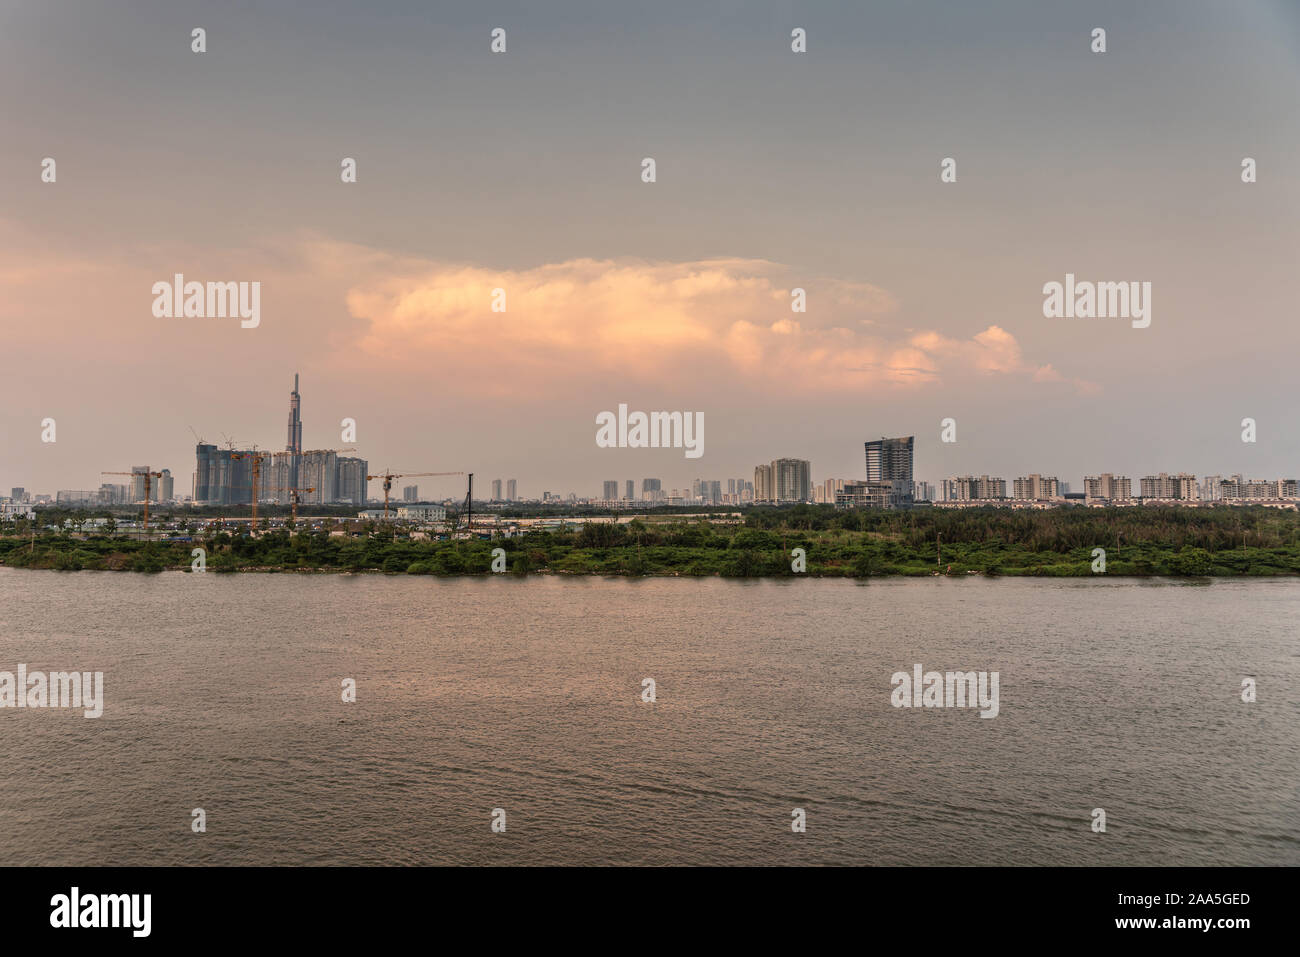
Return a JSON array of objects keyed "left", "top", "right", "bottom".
[
  {"left": 366, "top": 470, "right": 465, "bottom": 520},
  {"left": 264, "top": 487, "right": 316, "bottom": 524},
  {"left": 102, "top": 470, "right": 162, "bottom": 533},
  {"left": 285, "top": 448, "right": 355, "bottom": 521},
  {"left": 463, "top": 473, "right": 474, "bottom": 535},
  {"left": 229, "top": 446, "right": 263, "bottom": 531},
  {"left": 224, "top": 446, "right": 356, "bottom": 531}
]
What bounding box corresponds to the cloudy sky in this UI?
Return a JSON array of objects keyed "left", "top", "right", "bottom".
[{"left": 3, "top": 0, "right": 1299, "bottom": 499}]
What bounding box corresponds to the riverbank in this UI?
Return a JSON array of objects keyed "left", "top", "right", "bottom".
[{"left": 4, "top": 511, "right": 1299, "bottom": 577}]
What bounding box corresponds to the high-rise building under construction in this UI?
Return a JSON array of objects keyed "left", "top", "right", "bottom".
[
  {"left": 192, "top": 374, "right": 367, "bottom": 506},
  {"left": 286, "top": 373, "right": 303, "bottom": 491}
]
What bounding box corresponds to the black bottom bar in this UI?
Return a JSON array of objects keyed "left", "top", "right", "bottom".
[{"left": 5, "top": 866, "right": 1281, "bottom": 944}]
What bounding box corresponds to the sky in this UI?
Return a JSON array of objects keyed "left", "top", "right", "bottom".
[{"left": 3, "top": 0, "right": 1299, "bottom": 500}]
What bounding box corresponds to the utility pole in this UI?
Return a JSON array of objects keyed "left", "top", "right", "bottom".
[{"left": 464, "top": 473, "right": 474, "bottom": 535}]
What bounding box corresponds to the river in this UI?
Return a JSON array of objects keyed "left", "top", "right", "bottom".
[{"left": 1, "top": 569, "right": 1295, "bottom": 865}]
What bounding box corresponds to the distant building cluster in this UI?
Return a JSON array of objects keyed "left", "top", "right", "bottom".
[
  {"left": 54, "top": 470, "right": 175, "bottom": 507},
  {"left": 932, "top": 471, "right": 1300, "bottom": 506},
  {"left": 192, "top": 375, "right": 368, "bottom": 506},
  {"left": 192, "top": 445, "right": 369, "bottom": 506},
  {"left": 942, "top": 475, "right": 1008, "bottom": 502},
  {"left": 481, "top": 478, "right": 520, "bottom": 503},
  {"left": 11, "top": 410, "right": 1300, "bottom": 515},
  {"left": 1, "top": 490, "right": 35, "bottom": 519},
  {"left": 597, "top": 476, "right": 755, "bottom": 506}
]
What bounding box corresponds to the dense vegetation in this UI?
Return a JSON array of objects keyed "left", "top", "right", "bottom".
[{"left": 3, "top": 506, "right": 1300, "bottom": 577}]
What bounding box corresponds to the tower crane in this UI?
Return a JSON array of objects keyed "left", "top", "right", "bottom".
[
  {"left": 288, "top": 448, "right": 355, "bottom": 517},
  {"left": 102, "top": 470, "right": 162, "bottom": 533},
  {"left": 263, "top": 487, "right": 316, "bottom": 524},
  {"left": 463, "top": 473, "right": 474, "bottom": 535},
  {"left": 366, "top": 471, "right": 465, "bottom": 520},
  {"left": 224, "top": 446, "right": 356, "bottom": 530},
  {"left": 229, "top": 446, "right": 263, "bottom": 531}
]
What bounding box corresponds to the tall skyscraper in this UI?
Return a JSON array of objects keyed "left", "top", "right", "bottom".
[
  {"left": 626, "top": 479, "right": 634, "bottom": 500},
  {"left": 865, "top": 436, "right": 913, "bottom": 484},
  {"left": 862, "top": 436, "right": 914, "bottom": 508},
  {"left": 286, "top": 373, "right": 303, "bottom": 454},
  {"left": 491, "top": 479, "right": 503, "bottom": 501},
  {"left": 403, "top": 485, "right": 419, "bottom": 502},
  {"left": 603, "top": 480, "right": 618, "bottom": 501},
  {"left": 506, "top": 479, "right": 517, "bottom": 501},
  {"left": 286, "top": 373, "right": 303, "bottom": 492}
]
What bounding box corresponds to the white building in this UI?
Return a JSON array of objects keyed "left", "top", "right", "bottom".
[{"left": 396, "top": 505, "right": 447, "bottom": 521}]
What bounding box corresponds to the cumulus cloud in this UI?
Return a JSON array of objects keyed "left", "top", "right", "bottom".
[{"left": 339, "top": 254, "right": 1093, "bottom": 396}]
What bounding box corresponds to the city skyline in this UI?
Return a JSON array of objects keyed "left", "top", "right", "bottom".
[
  {"left": 8, "top": 363, "right": 1300, "bottom": 500},
  {"left": 9, "top": 369, "right": 1300, "bottom": 507},
  {"left": 6, "top": 371, "right": 1298, "bottom": 510}
]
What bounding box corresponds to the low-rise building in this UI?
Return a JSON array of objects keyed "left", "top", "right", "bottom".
[{"left": 396, "top": 505, "right": 447, "bottom": 522}]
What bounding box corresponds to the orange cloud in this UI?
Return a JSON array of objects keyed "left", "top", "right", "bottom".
[{"left": 339, "top": 254, "right": 1089, "bottom": 395}]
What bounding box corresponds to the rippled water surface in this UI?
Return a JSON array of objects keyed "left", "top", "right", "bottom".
[{"left": 1, "top": 569, "right": 1296, "bottom": 865}]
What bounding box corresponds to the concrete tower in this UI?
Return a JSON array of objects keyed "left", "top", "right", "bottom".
[{"left": 287, "top": 373, "right": 303, "bottom": 491}]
